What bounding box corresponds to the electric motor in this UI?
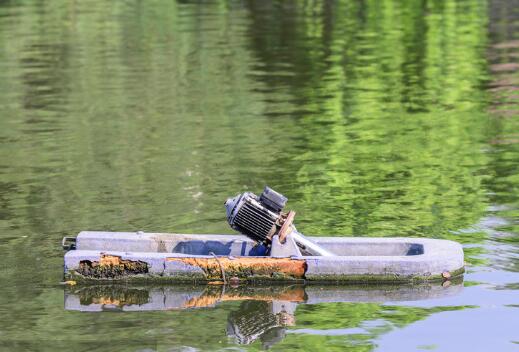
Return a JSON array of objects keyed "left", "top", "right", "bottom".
[
  {"left": 224, "top": 186, "right": 287, "bottom": 244},
  {"left": 224, "top": 186, "right": 334, "bottom": 256}
]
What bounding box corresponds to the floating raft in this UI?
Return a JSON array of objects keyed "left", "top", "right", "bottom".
[{"left": 63, "top": 231, "right": 464, "bottom": 284}]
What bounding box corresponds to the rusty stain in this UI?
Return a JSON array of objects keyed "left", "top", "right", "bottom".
[
  {"left": 207, "top": 281, "right": 225, "bottom": 285},
  {"left": 167, "top": 256, "right": 306, "bottom": 280},
  {"left": 182, "top": 295, "right": 220, "bottom": 308},
  {"left": 93, "top": 297, "right": 121, "bottom": 305},
  {"left": 98, "top": 254, "right": 123, "bottom": 266},
  {"left": 78, "top": 254, "right": 148, "bottom": 279},
  {"left": 182, "top": 286, "right": 305, "bottom": 308},
  {"left": 75, "top": 286, "right": 150, "bottom": 306}
]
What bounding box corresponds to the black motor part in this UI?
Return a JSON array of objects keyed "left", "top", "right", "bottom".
[
  {"left": 225, "top": 187, "right": 287, "bottom": 244},
  {"left": 259, "top": 187, "right": 287, "bottom": 213}
]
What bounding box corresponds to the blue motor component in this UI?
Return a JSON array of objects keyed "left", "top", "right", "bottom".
[
  {"left": 224, "top": 187, "right": 286, "bottom": 244},
  {"left": 248, "top": 243, "right": 269, "bottom": 256}
]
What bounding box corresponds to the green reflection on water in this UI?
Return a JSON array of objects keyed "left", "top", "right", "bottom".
[
  {"left": 0, "top": 0, "right": 518, "bottom": 350},
  {"left": 48, "top": 284, "right": 472, "bottom": 351}
]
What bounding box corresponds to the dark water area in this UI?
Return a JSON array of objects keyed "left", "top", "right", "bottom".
[{"left": 0, "top": 0, "right": 518, "bottom": 351}]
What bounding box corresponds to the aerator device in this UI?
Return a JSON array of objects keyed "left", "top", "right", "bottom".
[{"left": 224, "top": 186, "right": 334, "bottom": 256}]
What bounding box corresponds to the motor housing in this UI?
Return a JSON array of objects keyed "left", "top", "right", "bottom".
[{"left": 225, "top": 187, "right": 287, "bottom": 244}]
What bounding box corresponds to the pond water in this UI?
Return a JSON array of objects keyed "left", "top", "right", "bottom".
[{"left": 0, "top": 0, "right": 518, "bottom": 351}]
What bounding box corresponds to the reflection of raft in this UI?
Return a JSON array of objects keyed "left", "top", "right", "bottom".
[
  {"left": 63, "top": 231, "right": 464, "bottom": 284},
  {"left": 64, "top": 282, "right": 463, "bottom": 312},
  {"left": 64, "top": 283, "right": 463, "bottom": 348}
]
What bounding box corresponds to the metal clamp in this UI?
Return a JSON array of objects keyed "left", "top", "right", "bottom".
[{"left": 278, "top": 210, "right": 296, "bottom": 244}]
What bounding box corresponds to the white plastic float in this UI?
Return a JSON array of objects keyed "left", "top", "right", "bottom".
[{"left": 63, "top": 231, "right": 464, "bottom": 284}]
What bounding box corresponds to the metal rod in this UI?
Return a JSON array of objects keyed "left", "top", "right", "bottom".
[{"left": 290, "top": 227, "right": 335, "bottom": 256}]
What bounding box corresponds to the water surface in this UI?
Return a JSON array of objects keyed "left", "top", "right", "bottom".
[{"left": 0, "top": 0, "right": 518, "bottom": 351}]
